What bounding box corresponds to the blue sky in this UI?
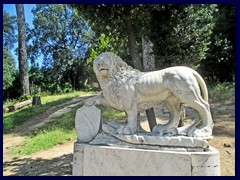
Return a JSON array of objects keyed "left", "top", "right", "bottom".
[{"left": 3, "top": 4, "right": 43, "bottom": 68}]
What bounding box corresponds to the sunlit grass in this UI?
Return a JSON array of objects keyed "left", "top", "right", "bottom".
[
  {"left": 3, "top": 91, "right": 96, "bottom": 133},
  {"left": 12, "top": 103, "right": 125, "bottom": 155},
  {"left": 12, "top": 104, "right": 82, "bottom": 155},
  {"left": 98, "top": 105, "right": 126, "bottom": 121}
]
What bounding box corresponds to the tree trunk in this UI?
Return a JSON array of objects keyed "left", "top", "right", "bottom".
[
  {"left": 142, "top": 36, "right": 157, "bottom": 131},
  {"left": 142, "top": 36, "right": 156, "bottom": 71},
  {"left": 32, "top": 96, "right": 42, "bottom": 106},
  {"left": 124, "top": 15, "right": 143, "bottom": 71},
  {"left": 16, "top": 4, "right": 30, "bottom": 96}
]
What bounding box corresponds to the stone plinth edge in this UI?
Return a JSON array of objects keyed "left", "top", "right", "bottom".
[{"left": 72, "top": 142, "right": 220, "bottom": 176}]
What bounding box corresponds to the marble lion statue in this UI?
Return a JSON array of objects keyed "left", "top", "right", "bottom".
[{"left": 85, "top": 52, "right": 213, "bottom": 138}]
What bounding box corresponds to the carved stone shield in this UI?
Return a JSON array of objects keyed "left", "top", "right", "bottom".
[{"left": 75, "top": 105, "right": 101, "bottom": 142}]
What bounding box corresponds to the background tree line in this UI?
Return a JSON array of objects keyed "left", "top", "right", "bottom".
[{"left": 3, "top": 4, "right": 235, "bottom": 101}]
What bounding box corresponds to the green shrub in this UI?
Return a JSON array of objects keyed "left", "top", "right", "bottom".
[{"left": 208, "top": 82, "right": 235, "bottom": 102}]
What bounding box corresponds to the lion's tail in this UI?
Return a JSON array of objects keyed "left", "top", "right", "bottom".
[{"left": 192, "top": 70, "right": 208, "bottom": 102}]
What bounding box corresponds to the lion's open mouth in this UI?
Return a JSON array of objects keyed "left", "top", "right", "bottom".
[
  {"left": 98, "top": 68, "right": 109, "bottom": 76},
  {"left": 99, "top": 68, "right": 109, "bottom": 71}
]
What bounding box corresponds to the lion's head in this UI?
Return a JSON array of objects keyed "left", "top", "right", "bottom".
[{"left": 93, "top": 52, "right": 137, "bottom": 80}]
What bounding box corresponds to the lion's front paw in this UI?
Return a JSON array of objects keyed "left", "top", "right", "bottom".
[
  {"left": 117, "top": 125, "right": 136, "bottom": 135},
  {"left": 152, "top": 125, "right": 168, "bottom": 134},
  {"left": 192, "top": 127, "right": 213, "bottom": 139},
  {"left": 161, "top": 127, "right": 178, "bottom": 136},
  {"left": 153, "top": 125, "right": 178, "bottom": 136}
]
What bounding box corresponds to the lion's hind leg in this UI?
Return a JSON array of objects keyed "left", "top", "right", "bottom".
[{"left": 176, "top": 91, "right": 213, "bottom": 138}]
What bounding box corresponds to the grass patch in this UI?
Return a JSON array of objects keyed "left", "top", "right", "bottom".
[
  {"left": 208, "top": 82, "right": 235, "bottom": 102},
  {"left": 12, "top": 104, "right": 83, "bottom": 155},
  {"left": 12, "top": 128, "right": 76, "bottom": 155},
  {"left": 12, "top": 103, "right": 126, "bottom": 155},
  {"left": 3, "top": 91, "right": 96, "bottom": 133},
  {"left": 98, "top": 105, "right": 126, "bottom": 121}
]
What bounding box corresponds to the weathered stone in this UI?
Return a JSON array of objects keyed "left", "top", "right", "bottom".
[
  {"left": 73, "top": 52, "right": 220, "bottom": 176},
  {"left": 75, "top": 105, "right": 101, "bottom": 142},
  {"left": 101, "top": 120, "right": 209, "bottom": 148},
  {"left": 72, "top": 142, "right": 220, "bottom": 176},
  {"left": 191, "top": 146, "right": 221, "bottom": 176},
  {"left": 89, "top": 132, "right": 206, "bottom": 152},
  {"left": 85, "top": 52, "right": 213, "bottom": 138}
]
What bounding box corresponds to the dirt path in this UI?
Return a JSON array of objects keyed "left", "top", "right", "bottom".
[
  {"left": 3, "top": 98, "right": 235, "bottom": 176},
  {"left": 3, "top": 95, "right": 95, "bottom": 165},
  {"left": 11, "top": 94, "right": 96, "bottom": 136}
]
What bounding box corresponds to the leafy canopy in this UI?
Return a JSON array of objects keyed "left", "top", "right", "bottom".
[{"left": 28, "top": 4, "right": 94, "bottom": 91}]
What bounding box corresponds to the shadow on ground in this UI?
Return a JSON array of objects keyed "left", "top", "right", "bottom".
[
  {"left": 212, "top": 120, "right": 235, "bottom": 137},
  {"left": 3, "top": 154, "right": 73, "bottom": 176}
]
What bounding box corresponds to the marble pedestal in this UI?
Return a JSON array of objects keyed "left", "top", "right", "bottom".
[{"left": 72, "top": 142, "right": 220, "bottom": 176}]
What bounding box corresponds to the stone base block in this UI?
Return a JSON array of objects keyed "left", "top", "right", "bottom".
[{"left": 72, "top": 142, "right": 220, "bottom": 176}]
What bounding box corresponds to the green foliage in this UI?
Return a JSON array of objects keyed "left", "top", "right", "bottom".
[
  {"left": 28, "top": 4, "right": 94, "bottom": 92},
  {"left": 208, "top": 82, "right": 235, "bottom": 102},
  {"left": 72, "top": 5, "right": 130, "bottom": 39},
  {"left": 3, "top": 11, "right": 17, "bottom": 50},
  {"left": 147, "top": 5, "right": 217, "bottom": 68},
  {"left": 72, "top": 5, "right": 135, "bottom": 64},
  {"left": 73, "top": 4, "right": 234, "bottom": 83},
  {"left": 3, "top": 11, "right": 17, "bottom": 92},
  {"left": 3, "top": 72, "right": 21, "bottom": 100},
  {"left": 84, "top": 84, "right": 93, "bottom": 91},
  {"left": 3, "top": 46, "right": 16, "bottom": 90},
  {"left": 201, "top": 5, "right": 235, "bottom": 82}
]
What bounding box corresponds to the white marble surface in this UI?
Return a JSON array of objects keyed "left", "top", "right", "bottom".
[
  {"left": 86, "top": 52, "right": 213, "bottom": 138},
  {"left": 191, "top": 147, "right": 221, "bottom": 176},
  {"left": 72, "top": 142, "right": 220, "bottom": 176},
  {"left": 102, "top": 122, "right": 209, "bottom": 148},
  {"left": 75, "top": 105, "right": 101, "bottom": 142}
]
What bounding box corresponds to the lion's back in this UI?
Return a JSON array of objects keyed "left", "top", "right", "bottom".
[{"left": 136, "top": 66, "right": 196, "bottom": 98}]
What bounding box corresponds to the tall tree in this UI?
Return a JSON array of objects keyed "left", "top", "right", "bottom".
[
  {"left": 15, "top": 4, "right": 30, "bottom": 96},
  {"left": 201, "top": 5, "right": 235, "bottom": 82},
  {"left": 145, "top": 5, "right": 216, "bottom": 69},
  {"left": 72, "top": 4, "right": 143, "bottom": 71},
  {"left": 29, "top": 4, "right": 94, "bottom": 91}
]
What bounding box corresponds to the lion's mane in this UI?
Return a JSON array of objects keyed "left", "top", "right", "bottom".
[{"left": 93, "top": 52, "right": 141, "bottom": 110}]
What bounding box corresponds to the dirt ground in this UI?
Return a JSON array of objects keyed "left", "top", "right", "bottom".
[{"left": 3, "top": 97, "right": 235, "bottom": 176}]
